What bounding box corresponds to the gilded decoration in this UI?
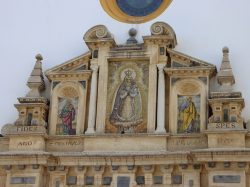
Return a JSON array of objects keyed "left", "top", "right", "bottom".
[{"left": 106, "top": 61, "right": 149, "bottom": 133}]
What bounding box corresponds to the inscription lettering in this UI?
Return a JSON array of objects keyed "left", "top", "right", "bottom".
[
  {"left": 16, "top": 126, "right": 38, "bottom": 132},
  {"left": 217, "top": 137, "right": 234, "bottom": 145},
  {"left": 172, "top": 139, "right": 206, "bottom": 146},
  {"left": 17, "top": 141, "right": 33, "bottom": 147},
  {"left": 49, "top": 141, "right": 82, "bottom": 147},
  {"left": 215, "top": 123, "right": 237, "bottom": 129}
]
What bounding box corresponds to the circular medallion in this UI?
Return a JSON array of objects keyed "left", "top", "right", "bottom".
[
  {"left": 100, "top": 0, "right": 172, "bottom": 23},
  {"left": 116, "top": 0, "right": 163, "bottom": 17}
]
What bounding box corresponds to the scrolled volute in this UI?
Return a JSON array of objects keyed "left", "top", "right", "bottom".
[
  {"left": 150, "top": 22, "right": 174, "bottom": 36},
  {"left": 1, "top": 123, "right": 13, "bottom": 136},
  {"left": 84, "top": 25, "right": 112, "bottom": 41},
  {"left": 150, "top": 21, "right": 177, "bottom": 48}
]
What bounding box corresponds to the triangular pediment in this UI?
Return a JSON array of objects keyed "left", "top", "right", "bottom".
[
  {"left": 168, "top": 48, "right": 215, "bottom": 68},
  {"left": 45, "top": 52, "right": 91, "bottom": 79}
]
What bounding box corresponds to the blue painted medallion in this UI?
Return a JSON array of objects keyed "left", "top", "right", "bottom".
[{"left": 116, "top": 0, "right": 163, "bottom": 17}]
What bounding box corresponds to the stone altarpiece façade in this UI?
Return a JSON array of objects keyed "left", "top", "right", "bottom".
[{"left": 0, "top": 22, "right": 249, "bottom": 187}]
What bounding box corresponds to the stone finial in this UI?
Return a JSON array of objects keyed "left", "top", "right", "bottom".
[
  {"left": 217, "top": 47, "right": 235, "bottom": 86},
  {"left": 26, "top": 54, "right": 45, "bottom": 97},
  {"left": 126, "top": 28, "right": 138, "bottom": 44}
]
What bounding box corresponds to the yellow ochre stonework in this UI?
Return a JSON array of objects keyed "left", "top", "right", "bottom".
[{"left": 0, "top": 22, "right": 249, "bottom": 187}]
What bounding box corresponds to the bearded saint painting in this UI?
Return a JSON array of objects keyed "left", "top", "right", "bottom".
[
  {"left": 57, "top": 98, "right": 77, "bottom": 135},
  {"left": 178, "top": 96, "right": 200, "bottom": 133},
  {"left": 110, "top": 69, "right": 143, "bottom": 131}
]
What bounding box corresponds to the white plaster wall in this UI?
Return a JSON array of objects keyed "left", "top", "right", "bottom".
[{"left": 0, "top": 0, "right": 249, "bottom": 128}]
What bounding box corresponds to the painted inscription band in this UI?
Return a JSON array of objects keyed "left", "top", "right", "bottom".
[
  {"left": 49, "top": 140, "right": 82, "bottom": 147},
  {"left": 17, "top": 141, "right": 33, "bottom": 147},
  {"left": 170, "top": 138, "right": 206, "bottom": 147},
  {"left": 208, "top": 123, "right": 242, "bottom": 130},
  {"left": 8, "top": 126, "right": 46, "bottom": 134}
]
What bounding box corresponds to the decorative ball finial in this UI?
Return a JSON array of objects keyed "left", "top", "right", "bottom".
[
  {"left": 126, "top": 28, "right": 138, "bottom": 44},
  {"left": 35, "top": 54, "right": 43, "bottom": 61},
  {"left": 129, "top": 28, "right": 137, "bottom": 37},
  {"left": 222, "top": 46, "right": 229, "bottom": 54}
]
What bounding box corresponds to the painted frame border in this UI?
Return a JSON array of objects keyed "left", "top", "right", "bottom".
[{"left": 100, "top": 0, "right": 173, "bottom": 23}]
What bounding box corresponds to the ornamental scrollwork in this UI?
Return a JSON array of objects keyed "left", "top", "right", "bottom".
[{"left": 84, "top": 25, "right": 112, "bottom": 41}]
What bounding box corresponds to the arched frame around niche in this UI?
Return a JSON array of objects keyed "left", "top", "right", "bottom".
[
  {"left": 49, "top": 81, "right": 87, "bottom": 135},
  {"left": 169, "top": 78, "right": 207, "bottom": 134},
  {"left": 100, "top": 0, "right": 173, "bottom": 24}
]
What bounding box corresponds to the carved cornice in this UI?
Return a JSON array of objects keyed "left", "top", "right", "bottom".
[
  {"left": 210, "top": 91, "right": 242, "bottom": 99},
  {"left": 208, "top": 97, "right": 245, "bottom": 108},
  {"left": 192, "top": 148, "right": 250, "bottom": 162},
  {"left": 17, "top": 97, "right": 48, "bottom": 104},
  {"left": 108, "top": 50, "right": 147, "bottom": 59},
  {"left": 165, "top": 67, "right": 214, "bottom": 77},
  {"left": 46, "top": 71, "right": 92, "bottom": 81},
  {"left": 14, "top": 102, "right": 49, "bottom": 109},
  {"left": 0, "top": 153, "right": 49, "bottom": 165}
]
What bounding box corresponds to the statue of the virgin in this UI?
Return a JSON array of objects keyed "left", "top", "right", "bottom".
[{"left": 110, "top": 69, "right": 142, "bottom": 130}]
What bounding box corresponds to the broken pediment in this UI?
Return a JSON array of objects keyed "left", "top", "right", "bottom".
[{"left": 45, "top": 52, "right": 91, "bottom": 80}]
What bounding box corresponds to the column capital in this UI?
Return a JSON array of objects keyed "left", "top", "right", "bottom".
[
  {"left": 90, "top": 64, "right": 99, "bottom": 72},
  {"left": 157, "top": 63, "right": 166, "bottom": 71}
]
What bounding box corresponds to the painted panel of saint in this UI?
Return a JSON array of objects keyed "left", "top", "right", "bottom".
[
  {"left": 110, "top": 69, "right": 142, "bottom": 124},
  {"left": 106, "top": 62, "right": 149, "bottom": 133},
  {"left": 177, "top": 95, "right": 200, "bottom": 133},
  {"left": 56, "top": 98, "right": 78, "bottom": 135}
]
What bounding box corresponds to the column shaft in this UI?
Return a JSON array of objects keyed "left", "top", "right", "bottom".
[
  {"left": 156, "top": 63, "right": 166, "bottom": 133},
  {"left": 86, "top": 65, "right": 99, "bottom": 134}
]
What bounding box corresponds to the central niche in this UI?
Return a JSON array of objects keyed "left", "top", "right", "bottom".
[{"left": 106, "top": 61, "right": 149, "bottom": 133}]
